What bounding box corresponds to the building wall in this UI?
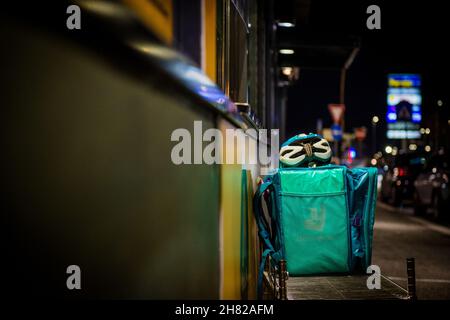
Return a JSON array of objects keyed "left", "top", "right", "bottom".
[{"left": 2, "top": 20, "right": 220, "bottom": 298}]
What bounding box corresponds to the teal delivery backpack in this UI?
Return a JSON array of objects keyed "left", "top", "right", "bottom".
[{"left": 253, "top": 135, "right": 377, "bottom": 297}]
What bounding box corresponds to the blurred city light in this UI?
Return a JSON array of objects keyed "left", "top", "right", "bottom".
[
  {"left": 282, "top": 67, "right": 293, "bottom": 76},
  {"left": 387, "top": 113, "right": 396, "bottom": 121},
  {"left": 425, "top": 128, "right": 431, "bottom": 135},
  {"left": 349, "top": 148, "right": 357, "bottom": 159},
  {"left": 277, "top": 22, "right": 295, "bottom": 27},
  {"left": 81, "top": 1, "right": 128, "bottom": 18},
  {"left": 279, "top": 49, "right": 294, "bottom": 55},
  {"left": 372, "top": 115, "right": 379, "bottom": 124},
  {"left": 374, "top": 151, "right": 383, "bottom": 159},
  {"left": 391, "top": 147, "right": 398, "bottom": 156},
  {"left": 437, "top": 100, "right": 443, "bottom": 107},
  {"left": 385, "top": 145, "right": 393, "bottom": 154},
  {"left": 408, "top": 143, "right": 417, "bottom": 151},
  {"left": 420, "top": 127, "right": 426, "bottom": 134},
  {"left": 425, "top": 145, "right": 431, "bottom": 152}
]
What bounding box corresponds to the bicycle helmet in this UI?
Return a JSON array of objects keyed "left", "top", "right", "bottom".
[{"left": 279, "top": 133, "right": 332, "bottom": 167}]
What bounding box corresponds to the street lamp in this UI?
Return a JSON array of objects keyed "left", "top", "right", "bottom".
[
  {"left": 277, "top": 21, "right": 296, "bottom": 28},
  {"left": 372, "top": 116, "right": 379, "bottom": 124},
  {"left": 279, "top": 49, "right": 294, "bottom": 55},
  {"left": 371, "top": 116, "right": 379, "bottom": 155},
  {"left": 435, "top": 100, "right": 444, "bottom": 152},
  {"left": 281, "top": 67, "right": 293, "bottom": 76}
]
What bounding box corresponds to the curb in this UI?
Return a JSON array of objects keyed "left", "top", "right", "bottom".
[{"left": 377, "top": 201, "right": 450, "bottom": 236}]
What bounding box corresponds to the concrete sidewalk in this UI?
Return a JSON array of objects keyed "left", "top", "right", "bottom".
[
  {"left": 373, "top": 201, "right": 450, "bottom": 299},
  {"left": 287, "top": 275, "right": 408, "bottom": 300}
]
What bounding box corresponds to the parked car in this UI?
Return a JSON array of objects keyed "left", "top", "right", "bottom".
[
  {"left": 381, "top": 152, "right": 427, "bottom": 206},
  {"left": 414, "top": 153, "right": 449, "bottom": 220}
]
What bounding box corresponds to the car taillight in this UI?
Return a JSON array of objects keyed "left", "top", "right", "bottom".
[{"left": 394, "top": 167, "right": 408, "bottom": 177}]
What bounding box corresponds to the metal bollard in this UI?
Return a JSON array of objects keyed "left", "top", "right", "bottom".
[
  {"left": 406, "top": 258, "right": 417, "bottom": 300},
  {"left": 279, "top": 260, "right": 287, "bottom": 300}
]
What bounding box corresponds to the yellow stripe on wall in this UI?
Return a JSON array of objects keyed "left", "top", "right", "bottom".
[
  {"left": 220, "top": 163, "right": 242, "bottom": 299},
  {"left": 123, "top": 0, "right": 173, "bottom": 45},
  {"left": 203, "top": 0, "right": 217, "bottom": 82},
  {"left": 219, "top": 119, "right": 242, "bottom": 299},
  {"left": 245, "top": 170, "right": 258, "bottom": 299},
  {"left": 218, "top": 118, "right": 261, "bottom": 299}
]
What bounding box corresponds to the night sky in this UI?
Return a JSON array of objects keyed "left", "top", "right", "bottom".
[{"left": 285, "top": 1, "right": 450, "bottom": 150}]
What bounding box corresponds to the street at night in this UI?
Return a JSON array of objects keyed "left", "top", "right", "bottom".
[
  {"left": 373, "top": 202, "right": 450, "bottom": 299},
  {"left": 2, "top": 0, "right": 450, "bottom": 313}
]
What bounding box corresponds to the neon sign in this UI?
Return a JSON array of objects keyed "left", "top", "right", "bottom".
[{"left": 386, "top": 74, "right": 422, "bottom": 140}]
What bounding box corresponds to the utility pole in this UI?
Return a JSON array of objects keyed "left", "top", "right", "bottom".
[
  {"left": 338, "top": 68, "right": 346, "bottom": 160},
  {"left": 371, "top": 116, "right": 379, "bottom": 156},
  {"left": 338, "top": 47, "right": 359, "bottom": 160}
]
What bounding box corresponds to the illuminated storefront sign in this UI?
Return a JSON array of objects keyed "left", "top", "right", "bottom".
[{"left": 386, "top": 74, "right": 421, "bottom": 139}]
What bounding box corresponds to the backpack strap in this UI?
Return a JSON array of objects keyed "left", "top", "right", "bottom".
[
  {"left": 253, "top": 176, "right": 282, "bottom": 299},
  {"left": 254, "top": 179, "right": 274, "bottom": 251}
]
